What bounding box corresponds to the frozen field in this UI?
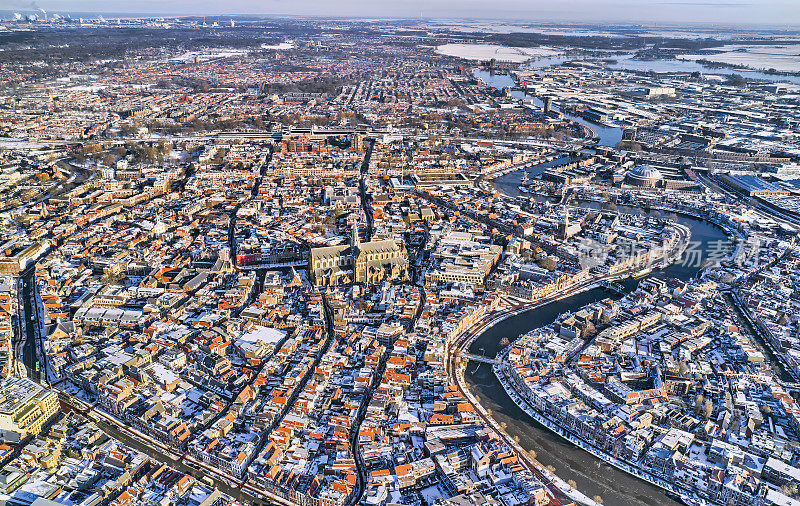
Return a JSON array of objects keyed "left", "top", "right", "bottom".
[
  {"left": 261, "top": 42, "right": 295, "bottom": 50},
  {"left": 436, "top": 43, "right": 559, "bottom": 62},
  {"left": 169, "top": 49, "right": 249, "bottom": 62}
]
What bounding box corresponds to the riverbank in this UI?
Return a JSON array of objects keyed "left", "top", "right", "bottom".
[
  {"left": 453, "top": 352, "right": 601, "bottom": 506},
  {"left": 729, "top": 289, "right": 800, "bottom": 383},
  {"left": 460, "top": 208, "right": 731, "bottom": 505},
  {"left": 493, "top": 362, "right": 707, "bottom": 505},
  {"left": 472, "top": 68, "right": 624, "bottom": 147},
  {"left": 447, "top": 223, "right": 691, "bottom": 504},
  {"left": 448, "top": 286, "right": 614, "bottom": 506},
  {"left": 473, "top": 200, "right": 749, "bottom": 505}
]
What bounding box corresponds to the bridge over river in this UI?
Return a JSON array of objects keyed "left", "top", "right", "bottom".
[{"left": 461, "top": 353, "right": 499, "bottom": 365}]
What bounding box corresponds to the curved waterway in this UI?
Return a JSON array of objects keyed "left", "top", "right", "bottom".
[
  {"left": 473, "top": 59, "right": 734, "bottom": 503},
  {"left": 473, "top": 69, "right": 624, "bottom": 147},
  {"left": 465, "top": 208, "right": 729, "bottom": 506},
  {"left": 474, "top": 53, "right": 800, "bottom": 148}
]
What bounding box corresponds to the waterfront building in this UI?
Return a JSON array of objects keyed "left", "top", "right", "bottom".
[{"left": 625, "top": 165, "right": 664, "bottom": 189}]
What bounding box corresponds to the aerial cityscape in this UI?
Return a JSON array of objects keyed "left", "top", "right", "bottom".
[{"left": 1, "top": 4, "right": 800, "bottom": 506}]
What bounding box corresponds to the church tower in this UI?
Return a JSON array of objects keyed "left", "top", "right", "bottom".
[
  {"left": 558, "top": 208, "right": 570, "bottom": 240},
  {"left": 351, "top": 222, "right": 362, "bottom": 282},
  {"left": 351, "top": 222, "right": 360, "bottom": 249}
]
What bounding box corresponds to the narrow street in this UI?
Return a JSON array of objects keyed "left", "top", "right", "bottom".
[
  {"left": 725, "top": 291, "right": 800, "bottom": 385},
  {"left": 358, "top": 138, "right": 376, "bottom": 241},
  {"left": 247, "top": 291, "right": 337, "bottom": 475}
]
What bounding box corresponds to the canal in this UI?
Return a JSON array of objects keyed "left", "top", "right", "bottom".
[
  {"left": 473, "top": 68, "right": 625, "bottom": 147},
  {"left": 465, "top": 209, "right": 729, "bottom": 506},
  {"left": 468, "top": 45, "right": 785, "bottom": 506}
]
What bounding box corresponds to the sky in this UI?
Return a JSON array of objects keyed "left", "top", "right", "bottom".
[{"left": 3, "top": 0, "right": 800, "bottom": 26}]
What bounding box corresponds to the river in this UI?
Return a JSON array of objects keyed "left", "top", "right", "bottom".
[
  {"left": 470, "top": 58, "right": 738, "bottom": 504},
  {"left": 492, "top": 161, "right": 567, "bottom": 197},
  {"left": 465, "top": 205, "right": 728, "bottom": 505},
  {"left": 473, "top": 69, "right": 625, "bottom": 147},
  {"left": 473, "top": 52, "right": 800, "bottom": 148},
  {"left": 606, "top": 56, "right": 800, "bottom": 85}
]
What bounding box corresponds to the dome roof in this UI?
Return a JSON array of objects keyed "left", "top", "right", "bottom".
[{"left": 627, "top": 165, "right": 663, "bottom": 181}]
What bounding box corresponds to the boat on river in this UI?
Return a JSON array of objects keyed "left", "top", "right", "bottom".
[{"left": 518, "top": 170, "right": 531, "bottom": 193}]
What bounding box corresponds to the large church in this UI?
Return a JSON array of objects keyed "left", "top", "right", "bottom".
[{"left": 310, "top": 225, "right": 408, "bottom": 286}]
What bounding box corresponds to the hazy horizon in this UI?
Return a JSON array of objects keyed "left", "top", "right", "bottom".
[{"left": 2, "top": 0, "right": 799, "bottom": 27}]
